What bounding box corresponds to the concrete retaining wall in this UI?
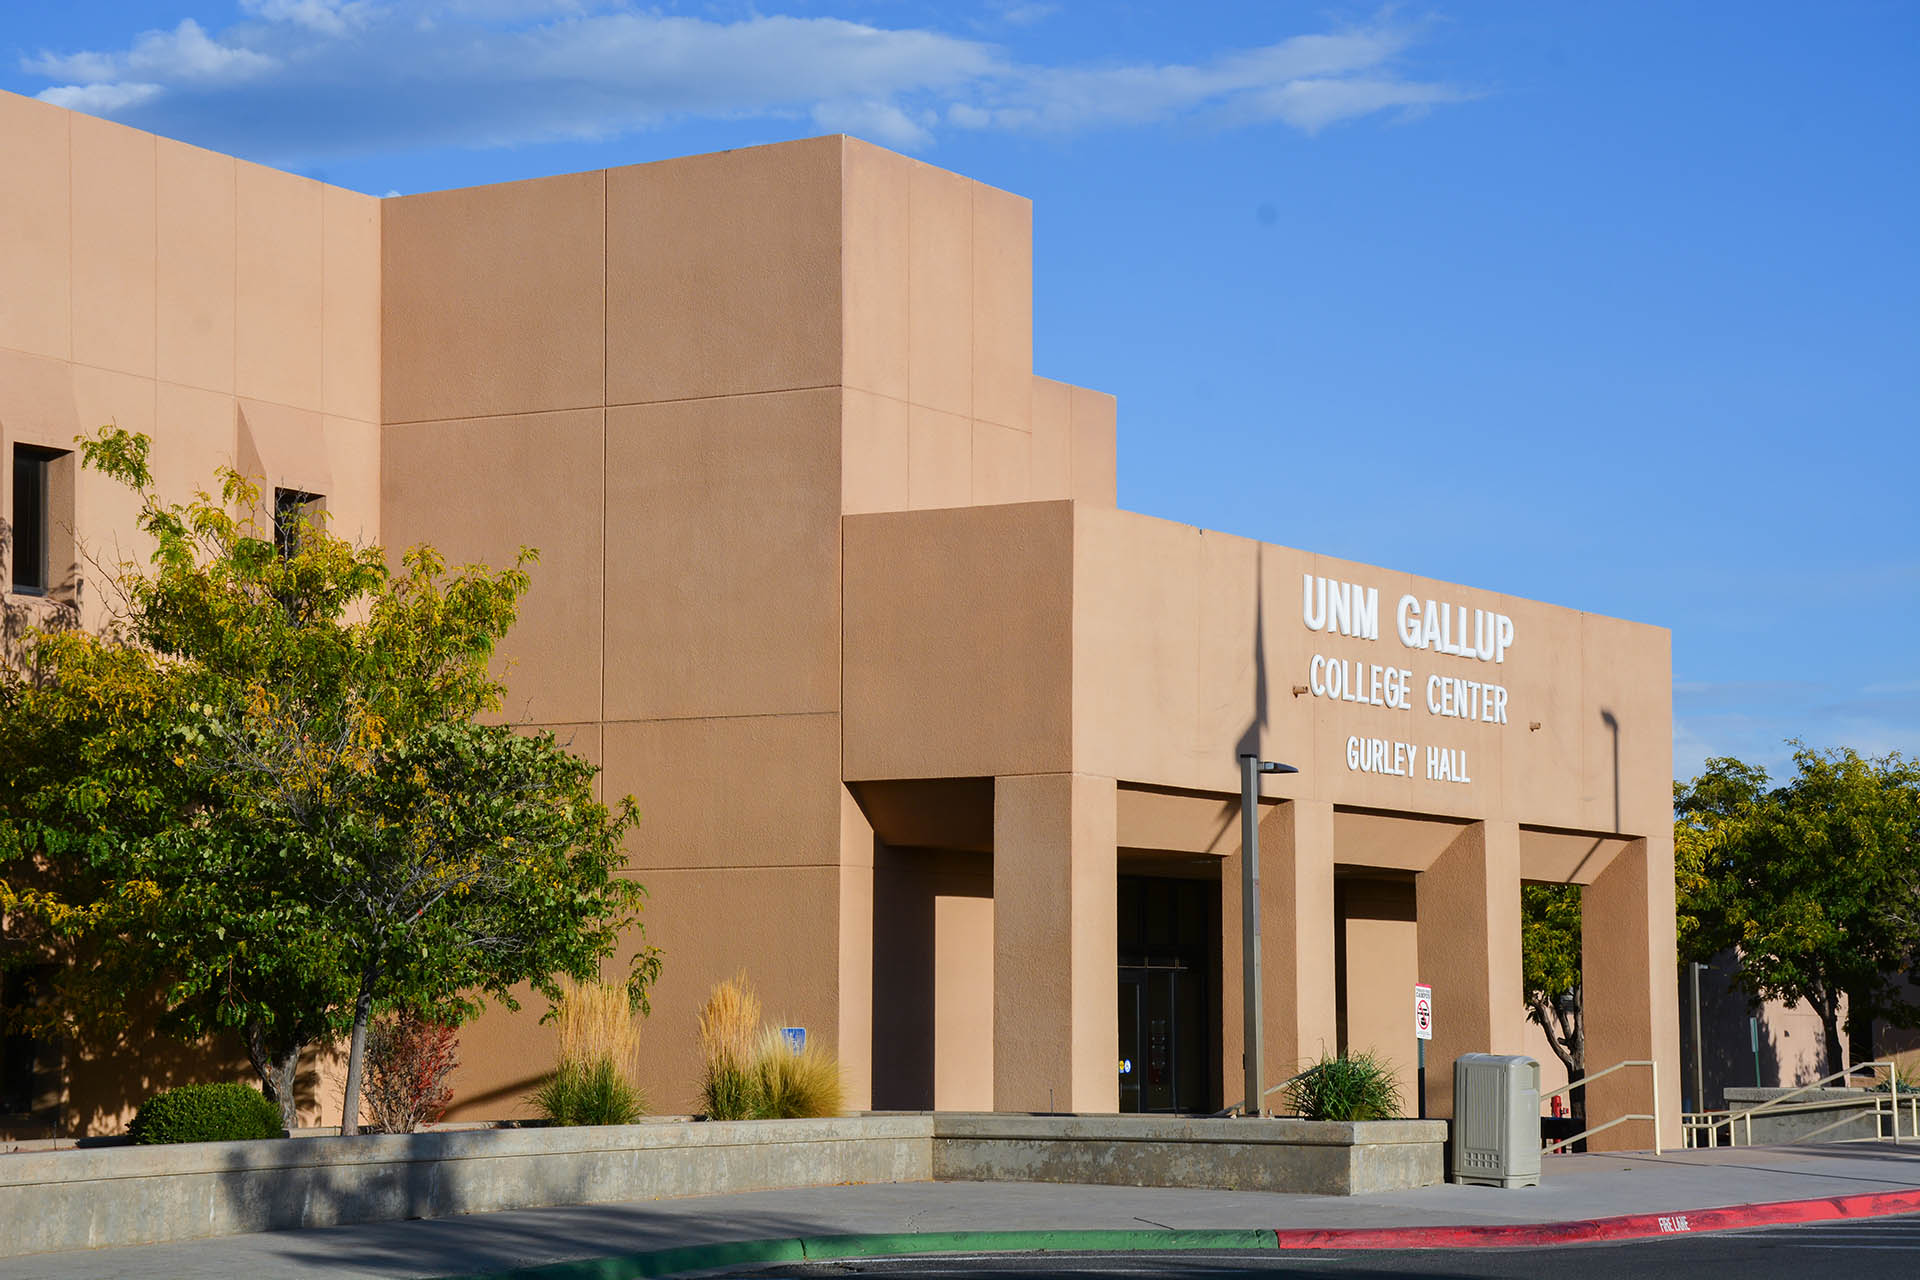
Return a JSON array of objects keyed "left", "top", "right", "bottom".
[
  {"left": 0, "top": 1116, "right": 934, "bottom": 1257},
  {"left": 931, "top": 1114, "right": 1448, "bottom": 1195},
  {"left": 0, "top": 1113, "right": 1450, "bottom": 1258},
  {"left": 1721, "top": 1088, "right": 1887, "bottom": 1144}
]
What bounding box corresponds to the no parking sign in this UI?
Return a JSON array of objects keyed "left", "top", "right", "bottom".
[{"left": 1414, "top": 983, "right": 1433, "bottom": 1040}]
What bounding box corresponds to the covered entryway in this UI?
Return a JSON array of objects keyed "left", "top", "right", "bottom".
[{"left": 1117, "top": 875, "right": 1215, "bottom": 1112}]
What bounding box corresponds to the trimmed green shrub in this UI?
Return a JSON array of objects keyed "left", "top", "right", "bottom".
[
  {"left": 1282, "top": 1051, "right": 1403, "bottom": 1122},
  {"left": 530, "top": 1057, "right": 646, "bottom": 1126},
  {"left": 129, "top": 1082, "right": 283, "bottom": 1144}
]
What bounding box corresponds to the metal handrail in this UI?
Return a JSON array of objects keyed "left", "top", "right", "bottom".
[
  {"left": 1542, "top": 1059, "right": 1662, "bottom": 1155},
  {"left": 1732, "top": 1059, "right": 1896, "bottom": 1147},
  {"left": 1680, "top": 1060, "right": 1907, "bottom": 1148}
]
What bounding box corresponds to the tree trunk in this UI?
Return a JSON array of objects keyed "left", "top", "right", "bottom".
[
  {"left": 1817, "top": 990, "right": 1844, "bottom": 1077},
  {"left": 1846, "top": 984, "right": 1876, "bottom": 1070},
  {"left": 340, "top": 986, "right": 374, "bottom": 1136},
  {"left": 244, "top": 1021, "right": 303, "bottom": 1131},
  {"left": 272, "top": 1044, "right": 301, "bottom": 1128},
  {"left": 1528, "top": 988, "right": 1586, "bottom": 1120},
  {"left": 1527, "top": 995, "right": 1580, "bottom": 1078}
]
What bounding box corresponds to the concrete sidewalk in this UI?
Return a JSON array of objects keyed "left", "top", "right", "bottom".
[{"left": 8, "top": 1142, "right": 1920, "bottom": 1279}]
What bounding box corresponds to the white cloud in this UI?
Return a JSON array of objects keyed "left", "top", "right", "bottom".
[
  {"left": 37, "top": 81, "right": 166, "bottom": 115},
  {"left": 991, "top": 1, "right": 1058, "bottom": 27},
  {"left": 961, "top": 26, "right": 1470, "bottom": 136},
  {"left": 19, "top": 4, "right": 1469, "bottom": 162},
  {"left": 810, "top": 99, "right": 937, "bottom": 150},
  {"left": 1243, "top": 76, "right": 1471, "bottom": 134},
  {"left": 239, "top": 0, "right": 379, "bottom": 37},
  {"left": 1671, "top": 676, "right": 1920, "bottom": 781},
  {"left": 27, "top": 19, "right": 277, "bottom": 86}
]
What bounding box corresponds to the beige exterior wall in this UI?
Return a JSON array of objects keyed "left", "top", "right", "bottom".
[
  {"left": 0, "top": 89, "right": 381, "bottom": 645},
  {"left": 6, "top": 92, "right": 1675, "bottom": 1146},
  {"left": 0, "top": 90, "right": 381, "bottom": 1133},
  {"left": 844, "top": 499, "right": 1676, "bottom": 1139},
  {"left": 377, "top": 136, "right": 1118, "bottom": 1119}
]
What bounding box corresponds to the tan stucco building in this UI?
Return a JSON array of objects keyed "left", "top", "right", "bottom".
[{"left": 1, "top": 88, "right": 1679, "bottom": 1148}]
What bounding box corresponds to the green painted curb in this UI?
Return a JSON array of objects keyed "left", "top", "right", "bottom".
[
  {"left": 801, "top": 1229, "right": 1276, "bottom": 1259},
  {"left": 448, "top": 1227, "right": 1277, "bottom": 1279}
]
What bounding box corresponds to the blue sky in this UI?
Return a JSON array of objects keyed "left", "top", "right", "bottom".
[{"left": 6, "top": 2, "right": 1915, "bottom": 782}]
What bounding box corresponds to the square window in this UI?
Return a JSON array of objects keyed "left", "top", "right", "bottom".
[
  {"left": 10, "top": 444, "right": 71, "bottom": 596},
  {"left": 273, "top": 488, "right": 325, "bottom": 557}
]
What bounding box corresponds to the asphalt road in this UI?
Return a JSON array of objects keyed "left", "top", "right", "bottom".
[{"left": 749, "top": 1212, "right": 1920, "bottom": 1278}]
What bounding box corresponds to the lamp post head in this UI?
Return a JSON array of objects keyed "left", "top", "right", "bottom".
[{"left": 1239, "top": 753, "right": 1299, "bottom": 776}]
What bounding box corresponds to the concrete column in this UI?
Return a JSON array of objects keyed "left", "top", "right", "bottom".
[
  {"left": 1416, "top": 820, "right": 1524, "bottom": 1119},
  {"left": 836, "top": 787, "right": 876, "bottom": 1112},
  {"left": 1583, "top": 833, "right": 1682, "bottom": 1151},
  {"left": 1220, "top": 799, "right": 1338, "bottom": 1110},
  {"left": 992, "top": 773, "right": 1117, "bottom": 1113}
]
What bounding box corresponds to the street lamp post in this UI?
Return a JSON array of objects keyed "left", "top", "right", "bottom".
[{"left": 1240, "top": 751, "right": 1298, "bottom": 1117}]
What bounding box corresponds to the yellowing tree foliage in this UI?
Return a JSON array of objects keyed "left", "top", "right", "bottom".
[{"left": 0, "top": 429, "right": 657, "bottom": 1132}]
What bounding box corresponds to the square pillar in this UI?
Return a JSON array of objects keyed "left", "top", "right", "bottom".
[
  {"left": 993, "top": 773, "right": 1117, "bottom": 1112},
  {"left": 1416, "top": 820, "right": 1524, "bottom": 1119},
  {"left": 1583, "top": 834, "right": 1682, "bottom": 1151},
  {"left": 1220, "top": 799, "right": 1338, "bottom": 1110},
  {"left": 836, "top": 786, "right": 876, "bottom": 1113}
]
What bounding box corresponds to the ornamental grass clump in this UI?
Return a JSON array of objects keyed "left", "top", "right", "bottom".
[
  {"left": 531, "top": 977, "right": 646, "bottom": 1126},
  {"left": 1282, "top": 1051, "right": 1403, "bottom": 1122},
  {"left": 698, "top": 972, "right": 762, "bottom": 1121},
  {"left": 753, "top": 1026, "right": 845, "bottom": 1119},
  {"left": 697, "top": 973, "right": 846, "bottom": 1119}
]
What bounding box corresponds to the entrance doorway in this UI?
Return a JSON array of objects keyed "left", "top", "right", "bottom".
[{"left": 1117, "top": 876, "right": 1212, "bottom": 1113}]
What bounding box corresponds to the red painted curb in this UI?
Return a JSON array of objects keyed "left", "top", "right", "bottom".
[{"left": 1269, "top": 1186, "right": 1920, "bottom": 1250}]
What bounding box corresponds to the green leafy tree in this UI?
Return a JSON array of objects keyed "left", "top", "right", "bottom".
[
  {"left": 0, "top": 616, "right": 341, "bottom": 1125},
  {"left": 1, "top": 429, "right": 657, "bottom": 1133},
  {"left": 1673, "top": 755, "right": 1771, "bottom": 965},
  {"left": 1676, "top": 748, "right": 1920, "bottom": 1072},
  {"left": 1521, "top": 883, "right": 1584, "bottom": 1087}
]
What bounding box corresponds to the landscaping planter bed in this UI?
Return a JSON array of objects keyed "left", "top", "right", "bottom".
[{"left": 0, "top": 1111, "right": 1449, "bottom": 1257}]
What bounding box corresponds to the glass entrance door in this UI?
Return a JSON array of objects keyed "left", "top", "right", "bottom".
[
  {"left": 1117, "top": 875, "right": 1213, "bottom": 1114},
  {"left": 1118, "top": 964, "right": 1195, "bottom": 1112}
]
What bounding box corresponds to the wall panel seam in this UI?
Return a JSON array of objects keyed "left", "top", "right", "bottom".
[{"left": 599, "top": 710, "right": 840, "bottom": 726}]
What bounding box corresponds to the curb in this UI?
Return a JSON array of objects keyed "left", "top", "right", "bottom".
[
  {"left": 450, "top": 1230, "right": 1277, "bottom": 1278},
  {"left": 452, "top": 1188, "right": 1920, "bottom": 1277},
  {"left": 1269, "top": 1186, "right": 1920, "bottom": 1249}
]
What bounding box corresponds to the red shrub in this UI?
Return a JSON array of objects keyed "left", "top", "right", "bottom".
[{"left": 363, "top": 1013, "right": 459, "bottom": 1134}]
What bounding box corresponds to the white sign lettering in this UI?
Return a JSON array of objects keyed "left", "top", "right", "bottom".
[
  {"left": 1396, "top": 595, "right": 1514, "bottom": 664},
  {"left": 1302, "top": 575, "right": 1380, "bottom": 640},
  {"left": 1312, "top": 575, "right": 1512, "bottom": 786},
  {"left": 1345, "top": 736, "right": 1418, "bottom": 777},
  {"left": 1426, "top": 746, "right": 1471, "bottom": 783},
  {"left": 1311, "top": 656, "right": 1415, "bottom": 709},
  {"left": 1425, "top": 674, "right": 1509, "bottom": 724}
]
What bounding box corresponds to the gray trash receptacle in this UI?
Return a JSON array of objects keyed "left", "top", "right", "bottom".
[{"left": 1451, "top": 1054, "right": 1541, "bottom": 1188}]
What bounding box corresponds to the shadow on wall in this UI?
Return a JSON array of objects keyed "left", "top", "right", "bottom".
[
  {"left": 1680, "top": 951, "right": 1836, "bottom": 1110},
  {"left": 869, "top": 844, "right": 993, "bottom": 1111},
  {"left": 871, "top": 839, "right": 935, "bottom": 1110},
  {"left": 60, "top": 1007, "right": 256, "bottom": 1138},
  {"left": 1234, "top": 545, "right": 1268, "bottom": 766},
  {"left": 1, "top": 519, "right": 82, "bottom": 677}
]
